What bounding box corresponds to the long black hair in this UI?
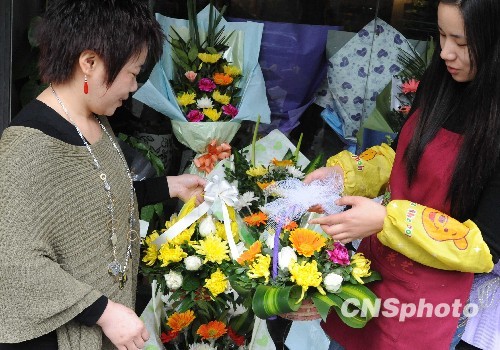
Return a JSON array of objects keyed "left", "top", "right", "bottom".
[
  {"left": 405, "top": 0, "right": 500, "bottom": 220},
  {"left": 37, "top": 0, "right": 165, "bottom": 86}
]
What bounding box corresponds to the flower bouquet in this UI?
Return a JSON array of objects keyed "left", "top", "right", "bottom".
[
  {"left": 140, "top": 190, "right": 255, "bottom": 349},
  {"left": 134, "top": 0, "right": 270, "bottom": 175},
  {"left": 224, "top": 126, "right": 381, "bottom": 328}
]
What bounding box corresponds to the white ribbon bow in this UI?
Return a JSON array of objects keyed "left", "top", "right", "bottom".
[{"left": 153, "top": 175, "right": 241, "bottom": 260}]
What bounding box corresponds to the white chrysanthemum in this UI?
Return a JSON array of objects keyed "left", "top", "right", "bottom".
[
  {"left": 184, "top": 255, "right": 203, "bottom": 271},
  {"left": 199, "top": 214, "right": 217, "bottom": 237},
  {"left": 278, "top": 246, "right": 297, "bottom": 270},
  {"left": 238, "top": 191, "right": 258, "bottom": 207},
  {"left": 196, "top": 96, "right": 214, "bottom": 109},
  {"left": 189, "top": 343, "right": 217, "bottom": 350},
  {"left": 286, "top": 165, "right": 305, "bottom": 179},
  {"left": 323, "top": 272, "right": 343, "bottom": 293},
  {"left": 164, "top": 271, "right": 183, "bottom": 290}
]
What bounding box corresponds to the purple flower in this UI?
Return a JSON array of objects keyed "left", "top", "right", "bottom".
[
  {"left": 198, "top": 78, "right": 216, "bottom": 92},
  {"left": 326, "top": 242, "right": 350, "bottom": 266},
  {"left": 222, "top": 104, "right": 238, "bottom": 118},
  {"left": 186, "top": 110, "right": 204, "bottom": 122}
]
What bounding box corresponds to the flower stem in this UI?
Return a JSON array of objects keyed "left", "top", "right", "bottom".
[{"left": 251, "top": 115, "right": 260, "bottom": 167}]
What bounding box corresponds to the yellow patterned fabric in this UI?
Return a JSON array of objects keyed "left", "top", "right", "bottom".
[
  {"left": 326, "top": 143, "right": 395, "bottom": 198},
  {"left": 378, "top": 200, "right": 493, "bottom": 273},
  {"left": 0, "top": 121, "right": 139, "bottom": 349}
]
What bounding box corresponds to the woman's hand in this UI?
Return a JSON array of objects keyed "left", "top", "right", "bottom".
[
  {"left": 167, "top": 174, "right": 207, "bottom": 204},
  {"left": 304, "top": 165, "right": 344, "bottom": 213},
  {"left": 96, "top": 300, "right": 149, "bottom": 350},
  {"left": 309, "top": 196, "right": 386, "bottom": 244}
]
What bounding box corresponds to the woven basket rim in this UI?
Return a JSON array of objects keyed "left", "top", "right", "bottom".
[{"left": 279, "top": 299, "right": 321, "bottom": 321}]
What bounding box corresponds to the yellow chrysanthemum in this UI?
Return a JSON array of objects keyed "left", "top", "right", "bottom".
[
  {"left": 192, "top": 235, "right": 230, "bottom": 264},
  {"left": 167, "top": 310, "right": 196, "bottom": 332},
  {"left": 289, "top": 228, "right": 327, "bottom": 257},
  {"left": 198, "top": 52, "right": 221, "bottom": 63},
  {"left": 246, "top": 165, "right": 268, "bottom": 177},
  {"left": 158, "top": 244, "right": 187, "bottom": 267},
  {"left": 271, "top": 158, "right": 294, "bottom": 167},
  {"left": 289, "top": 260, "right": 325, "bottom": 303},
  {"left": 203, "top": 108, "right": 222, "bottom": 121},
  {"left": 178, "top": 197, "right": 197, "bottom": 219},
  {"left": 351, "top": 253, "right": 372, "bottom": 284},
  {"left": 212, "top": 90, "right": 231, "bottom": 105},
  {"left": 247, "top": 254, "right": 271, "bottom": 283},
  {"left": 169, "top": 223, "right": 196, "bottom": 246},
  {"left": 204, "top": 269, "right": 228, "bottom": 297},
  {"left": 215, "top": 221, "right": 239, "bottom": 243},
  {"left": 142, "top": 231, "right": 160, "bottom": 266},
  {"left": 176, "top": 92, "right": 196, "bottom": 107},
  {"left": 223, "top": 65, "right": 241, "bottom": 77}
]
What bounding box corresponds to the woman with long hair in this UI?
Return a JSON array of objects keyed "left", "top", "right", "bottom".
[{"left": 306, "top": 0, "right": 500, "bottom": 348}]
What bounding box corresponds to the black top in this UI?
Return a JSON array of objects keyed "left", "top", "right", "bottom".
[{"left": 1, "top": 99, "right": 172, "bottom": 349}]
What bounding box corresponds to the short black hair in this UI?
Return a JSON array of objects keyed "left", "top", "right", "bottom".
[{"left": 37, "top": 0, "right": 165, "bottom": 86}]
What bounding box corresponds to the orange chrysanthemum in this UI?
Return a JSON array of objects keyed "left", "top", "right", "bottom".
[
  {"left": 197, "top": 320, "right": 227, "bottom": 340},
  {"left": 167, "top": 310, "right": 196, "bottom": 332},
  {"left": 283, "top": 221, "right": 298, "bottom": 231},
  {"left": 272, "top": 158, "right": 294, "bottom": 167},
  {"left": 237, "top": 241, "right": 262, "bottom": 264},
  {"left": 289, "top": 228, "right": 327, "bottom": 257},
  {"left": 213, "top": 73, "right": 233, "bottom": 86},
  {"left": 243, "top": 212, "right": 268, "bottom": 227},
  {"left": 160, "top": 330, "right": 179, "bottom": 344},
  {"left": 257, "top": 181, "right": 275, "bottom": 190}
]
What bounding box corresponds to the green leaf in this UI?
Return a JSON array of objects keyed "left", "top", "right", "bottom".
[
  {"left": 188, "top": 45, "right": 199, "bottom": 62},
  {"left": 303, "top": 153, "right": 325, "bottom": 174},
  {"left": 252, "top": 285, "right": 302, "bottom": 319},
  {"left": 206, "top": 46, "right": 218, "bottom": 54},
  {"left": 140, "top": 205, "right": 155, "bottom": 222},
  {"left": 182, "top": 274, "right": 200, "bottom": 291}
]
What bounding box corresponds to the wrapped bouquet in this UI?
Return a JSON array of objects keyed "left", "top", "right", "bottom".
[{"left": 134, "top": 0, "right": 270, "bottom": 175}]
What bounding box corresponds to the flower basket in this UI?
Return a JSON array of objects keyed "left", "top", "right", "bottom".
[{"left": 279, "top": 299, "right": 321, "bottom": 321}]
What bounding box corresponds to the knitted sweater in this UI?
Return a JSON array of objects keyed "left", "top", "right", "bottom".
[{"left": 0, "top": 120, "right": 140, "bottom": 349}]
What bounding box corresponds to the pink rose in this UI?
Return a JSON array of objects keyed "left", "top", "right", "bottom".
[
  {"left": 186, "top": 110, "right": 204, "bottom": 122},
  {"left": 222, "top": 104, "right": 238, "bottom": 118},
  {"left": 184, "top": 71, "right": 197, "bottom": 82},
  {"left": 326, "top": 242, "right": 350, "bottom": 266},
  {"left": 198, "top": 78, "right": 216, "bottom": 92}
]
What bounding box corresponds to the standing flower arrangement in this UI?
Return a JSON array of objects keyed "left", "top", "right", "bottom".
[
  {"left": 224, "top": 123, "right": 381, "bottom": 327},
  {"left": 140, "top": 196, "right": 254, "bottom": 349}
]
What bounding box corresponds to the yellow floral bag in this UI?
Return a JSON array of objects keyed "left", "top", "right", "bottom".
[{"left": 378, "top": 200, "right": 494, "bottom": 273}]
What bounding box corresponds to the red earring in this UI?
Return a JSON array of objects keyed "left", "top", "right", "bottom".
[{"left": 83, "top": 75, "right": 89, "bottom": 94}]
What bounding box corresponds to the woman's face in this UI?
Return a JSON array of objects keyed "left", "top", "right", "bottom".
[
  {"left": 438, "top": 3, "right": 476, "bottom": 82},
  {"left": 88, "top": 47, "right": 148, "bottom": 116}
]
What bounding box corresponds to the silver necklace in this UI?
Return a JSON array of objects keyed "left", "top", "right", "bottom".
[{"left": 50, "top": 83, "right": 136, "bottom": 289}]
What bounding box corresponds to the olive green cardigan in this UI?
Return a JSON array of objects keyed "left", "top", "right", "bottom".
[{"left": 0, "top": 121, "right": 140, "bottom": 349}]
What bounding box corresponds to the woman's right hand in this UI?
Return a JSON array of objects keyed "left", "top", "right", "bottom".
[{"left": 96, "top": 299, "right": 149, "bottom": 350}]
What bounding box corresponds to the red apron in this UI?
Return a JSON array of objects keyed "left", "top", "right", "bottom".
[{"left": 322, "top": 113, "right": 474, "bottom": 349}]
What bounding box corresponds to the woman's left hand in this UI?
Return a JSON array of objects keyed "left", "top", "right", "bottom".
[
  {"left": 167, "top": 174, "right": 206, "bottom": 204},
  {"left": 309, "top": 196, "right": 386, "bottom": 244}
]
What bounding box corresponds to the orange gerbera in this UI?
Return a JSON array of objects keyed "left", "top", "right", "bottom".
[
  {"left": 237, "top": 241, "right": 262, "bottom": 264},
  {"left": 197, "top": 320, "right": 227, "bottom": 340},
  {"left": 257, "top": 181, "right": 275, "bottom": 190},
  {"left": 283, "top": 221, "right": 298, "bottom": 231},
  {"left": 243, "top": 212, "right": 268, "bottom": 227},
  {"left": 289, "top": 228, "right": 327, "bottom": 257},
  {"left": 167, "top": 310, "right": 196, "bottom": 332},
  {"left": 272, "top": 158, "right": 294, "bottom": 167},
  {"left": 213, "top": 72, "right": 233, "bottom": 86}
]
